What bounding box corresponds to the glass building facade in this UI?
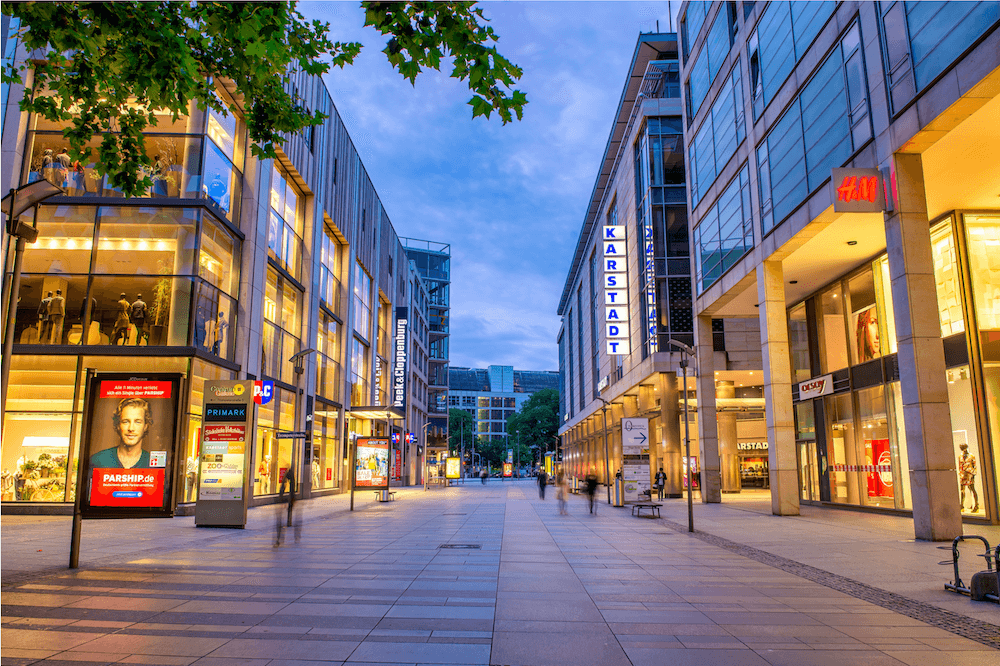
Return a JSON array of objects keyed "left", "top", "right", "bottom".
[{"left": 680, "top": 0, "right": 1000, "bottom": 533}]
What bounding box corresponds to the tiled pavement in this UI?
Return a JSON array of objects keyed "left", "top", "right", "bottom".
[{"left": 2, "top": 480, "right": 998, "bottom": 665}]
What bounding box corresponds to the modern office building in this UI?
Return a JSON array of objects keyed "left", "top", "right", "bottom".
[
  {"left": 557, "top": 31, "right": 764, "bottom": 497},
  {"left": 401, "top": 238, "right": 450, "bottom": 464},
  {"left": 680, "top": 0, "right": 999, "bottom": 538},
  {"left": 449, "top": 365, "right": 560, "bottom": 442},
  {"left": 1, "top": 29, "right": 440, "bottom": 508}
]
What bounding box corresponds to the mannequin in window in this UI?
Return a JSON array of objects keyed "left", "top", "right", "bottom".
[
  {"left": 131, "top": 294, "right": 148, "bottom": 346},
  {"left": 38, "top": 291, "right": 53, "bottom": 344},
  {"left": 212, "top": 311, "right": 228, "bottom": 355},
  {"left": 959, "top": 443, "right": 979, "bottom": 513},
  {"left": 185, "top": 454, "right": 198, "bottom": 502},
  {"left": 312, "top": 459, "right": 320, "bottom": 489},
  {"left": 112, "top": 293, "right": 131, "bottom": 345},
  {"left": 48, "top": 289, "right": 65, "bottom": 344},
  {"left": 258, "top": 454, "right": 271, "bottom": 494}
]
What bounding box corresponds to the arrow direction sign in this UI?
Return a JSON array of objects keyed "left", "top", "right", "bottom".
[{"left": 622, "top": 418, "right": 649, "bottom": 455}]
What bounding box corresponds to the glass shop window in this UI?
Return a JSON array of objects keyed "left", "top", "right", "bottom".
[
  {"left": 817, "top": 284, "right": 848, "bottom": 373},
  {"left": 930, "top": 218, "right": 964, "bottom": 337},
  {"left": 848, "top": 269, "right": 881, "bottom": 365},
  {"left": 788, "top": 303, "right": 810, "bottom": 382}
]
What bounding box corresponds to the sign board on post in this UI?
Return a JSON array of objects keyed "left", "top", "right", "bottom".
[
  {"left": 621, "top": 417, "right": 651, "bottom": 503},
  {"left": 354, "top": 438, "right": 389, "bottom": 489},
  {"left": 196, "top": 380, "right": 254, "bottom": 527},
  {"left": 79, "top": 373, "right": 183, "bottom": 519}
]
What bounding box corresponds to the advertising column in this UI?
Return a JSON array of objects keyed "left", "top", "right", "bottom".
[
  {"left": 79, "top": 373, "right": 182, "bottom": 518},
  {"left": 195, "top": 380, "right": 257, "bottom": 527}
]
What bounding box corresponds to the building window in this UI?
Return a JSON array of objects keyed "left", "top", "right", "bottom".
[
  {"left": 350, "top": 336, "right": 369, "bottom": 406},
  {"left": 13, "top": 204, "right": 239, "bottom": 357},
  {"left": 267, "top": 165, "right": 304, "bottom": 279},
  {"left": 353, "top": 261, "right": 372, "bottom": 341},
  {"left": 318, "top": 222, "right": 343, "bottom": 313},
  {"left": 757, "top": 23, "right": 870, "bottom": 233},
  {"left": 316, "top": 310, "right": 341, "bottom": 402},
  {"left": 262, "top": 268, "right": 302, "bottom": 383},
  {"left": 686, "top": 7, "right": 734, "bottom": 119},
  {"left": 689, "top": 64, "right": 744, "bottom": 208},
  {"left": 747, "top": 1, "right": 835, "bottom": 119},
  {"left": 682, "top": 1, "right": 710, "bottom": 59},
  {"left": 694, "top": 166, "right": 754, "bottom": 292}
]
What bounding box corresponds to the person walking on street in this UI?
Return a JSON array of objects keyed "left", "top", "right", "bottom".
[
  {"left": 585, "top": 468, "right": 599, "bottom": 515},
  {"left": 480, "top": 468, "right": 488, "bottom": 484},
  {"left": 537, "top": 469, "right": 548, "bottom": 499},
  {"left": 556, "top": 469, "right": 569, "bottom": 515},
  {"left": 275, "top": 468, "right": 300, "bottom": 545},
  {"left": 655, "top": 467, "right": 667, "bottom": 500}
]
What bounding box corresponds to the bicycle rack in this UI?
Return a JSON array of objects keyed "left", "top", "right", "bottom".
[{"left": 940, "top": 535, "right": 999, "bottom": 602}]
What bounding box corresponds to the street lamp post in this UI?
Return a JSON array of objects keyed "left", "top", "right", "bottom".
[
  {"left": 668, "top": 339, "right": 696, "bottom": 533},
  {"left": 289, "top": 348, "right": 316, "bottom": 502}
]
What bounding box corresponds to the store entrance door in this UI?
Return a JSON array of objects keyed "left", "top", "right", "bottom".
[{"left": 797, "top": 439, "right": 820, "bottom": 502}]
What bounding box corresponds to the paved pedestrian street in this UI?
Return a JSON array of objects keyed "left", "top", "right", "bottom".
[{"left": 2, "top": 480, "right": 998, "bottom": 665}]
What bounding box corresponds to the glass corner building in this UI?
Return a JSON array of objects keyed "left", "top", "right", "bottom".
[
  {"left": 2, "top": 39, "right": 445, "bottom": 509},
  {"left": 679, "top": 0, "right": 1000, "bottom": 537}
]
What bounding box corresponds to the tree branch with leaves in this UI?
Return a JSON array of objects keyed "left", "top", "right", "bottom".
[{"left": 2, "top": 1, "right": 525, "bottom": 198}]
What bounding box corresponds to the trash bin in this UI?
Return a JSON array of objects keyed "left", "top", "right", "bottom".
[{"left": 613, "top": 478, "right": 624, "bottom": 506}]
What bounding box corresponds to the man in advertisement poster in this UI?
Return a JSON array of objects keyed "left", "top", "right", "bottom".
[{"left": 90, "top": 398, "right": 153, "bottom": 469}]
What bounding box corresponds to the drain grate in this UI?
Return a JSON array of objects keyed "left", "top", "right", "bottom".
[{"left": 439, "top": 544, "right": 481, "bottom": 549}]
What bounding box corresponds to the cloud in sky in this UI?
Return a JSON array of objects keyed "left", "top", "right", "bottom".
[{"left": 300, "top": 1, "right": 680, "bottom": 372}]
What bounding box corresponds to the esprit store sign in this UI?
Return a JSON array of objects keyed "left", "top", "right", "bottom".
[
  {"left": 831, "top": 168, "right": 893, "bottom": 213},
  {"left": 604, "top": 225, "right": 630, "bottom": 355},
  {"left": 798, "top": 374, "right": 833, "bottom": 399}
]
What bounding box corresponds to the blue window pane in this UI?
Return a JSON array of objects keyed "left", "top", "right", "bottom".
[
  {"left": 766, "top": 104, "right": 807, "bottom": 224},
  {"left": 791, "top": 1, "right": 835, "bottom": 57},
  {"left": 711, "top": 76, "right": 738, "bottom": 170},
  {"left": 695, "top": 166, "right": 753, "bottom": 293},
  {"left": 685, "top": 1, "right": 709, "bottom": 55},
  {"left": 693, "top": 122, "right": 716, "bottom": 206},
  {"left": 688, "top": 49, "right": 711, "bottom": 117},
  {"left": 906, "top": 1, "right": 1000, "bottom": 91},
  {"left": 706, "top": 10, "right": 731, "bottom": 85},
  {"left": 801, "top": 49, "right": 850, "bottom": 191},
  {"left": 758, "top": 1, "right": 794, "bottom": 105}
]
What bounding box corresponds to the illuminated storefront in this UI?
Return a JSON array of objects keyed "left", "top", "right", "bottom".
[{"left": 788, "top": 212, "right": 999, "bottom": 519}]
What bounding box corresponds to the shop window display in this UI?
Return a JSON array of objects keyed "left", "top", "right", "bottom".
[
  {"left": 874, "top": 256, "right": 898, "bottom": 356},
  {"left": 312, "top": 407, "right": 341, "bottom": 490},
  {"left": 788, "top": 303, "right": 810, "bottom": 382},
  {"left": 947, "top": 366, "right": 986, "bottom": 517},
  {"left": 818, "top": 284, "right": 849, "bottom": 373},
  {"left": 886, "top": 382, "right": 911, "bottom": 510},
  {"left": 931, "top": 218, "right": 965, "bottom": 337},
  {"left": 252, "top": 386, "right": 297, "bottom": 497},
  {"left": 848, "top": 271, "right": 881, "bottom": 365},
  {"left": 857, "top": 386, "right": 893, "bottom": 508}
]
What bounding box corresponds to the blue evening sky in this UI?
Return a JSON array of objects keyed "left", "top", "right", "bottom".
[{"left": 301, "top": 1, "right": 682, "bottom": 372}]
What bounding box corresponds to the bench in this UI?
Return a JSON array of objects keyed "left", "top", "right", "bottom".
[
  {"left": 373, "top": 491, "right": 397, "bottom": 502},
  {"left": 631, "top": 502, "right": 662, "bottom": 518}
]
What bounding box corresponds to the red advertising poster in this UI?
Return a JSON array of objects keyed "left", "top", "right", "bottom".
[
  {"left": 392, "top": 449, "right": 402, "bottom": 481},
  {"left": 81, "top": 373, "right": 181, "bottom": 518},
  {"left": 326, "top": 468, "right": 333, "bottom": 481},
  {"left": 503, "top": 462, "right": 512, "bottom": 477},
  {"left": 91, "top": 469, "right": 165, "bottom": 506},
  {"left": 865, "top": 438, "right": 894, "bottom": 498}
]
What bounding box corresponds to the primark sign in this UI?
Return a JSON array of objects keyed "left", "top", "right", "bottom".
[{"left": 604, "top": 225, "right": 630, "bottom": 355}]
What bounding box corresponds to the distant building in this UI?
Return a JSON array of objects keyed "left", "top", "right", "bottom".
[
  {"left": 401, "top": 238, "right": 451, "bottom": 460},
  {"left": 449, "top": 365, "right": 559, "bottom": 441}
]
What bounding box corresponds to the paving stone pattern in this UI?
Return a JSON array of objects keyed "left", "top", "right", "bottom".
[{"left": 2, "top": 481, "right": 998, "bottom": 665}]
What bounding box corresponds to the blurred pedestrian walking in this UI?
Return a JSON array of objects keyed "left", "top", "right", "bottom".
[
  {"left": 275, "top": 468, "right": 300, "bottom": 545},
  {"left": 537, "top": 469, "right": 548, "bottom": 499},
  {"left": 585, "top": 468, "right": 599, "bottom": 515},
  {"left": 556, "top": 469, "right": 569, "bottom": 515},
  {"left": 480, "top": 468, "right": 488, "bottom": 484}
]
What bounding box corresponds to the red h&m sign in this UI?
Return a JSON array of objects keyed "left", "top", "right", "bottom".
[{"left": 832, "top": 168, "right": 890, "bottom": 213}]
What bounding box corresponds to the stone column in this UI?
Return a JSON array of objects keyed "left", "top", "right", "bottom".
[
  {"left": 695, "top": 314, "right": 722, "bottom": 503},
  {"left": 716, "top": 380, "right": 741, "bottom": 493},
  {"left": 659, "top": 371, "right": 683, "bottom": 496},
  {"left": 885, "top": 153, "right": 961, "bottom": 541},
  {"left": 757, "top": 260, "right": 799, "bottom": 516}
]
